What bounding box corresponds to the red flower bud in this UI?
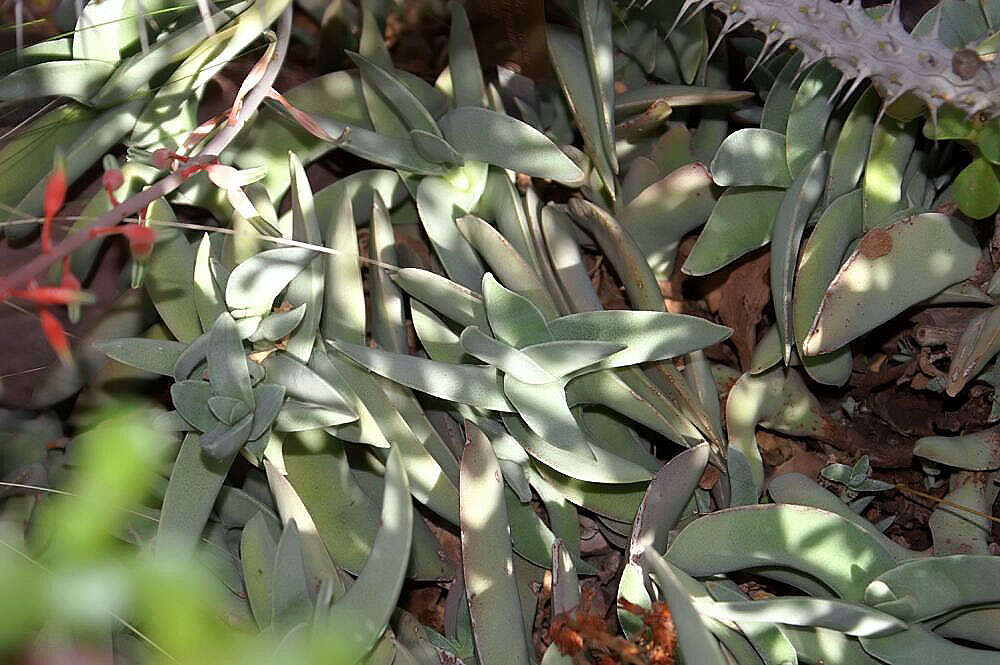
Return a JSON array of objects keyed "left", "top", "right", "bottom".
[
  {"left": 102, "top": 168, "right": 124, "bottom": 191},
  {"left": 39, "top": 306, "right": 72, "bottom": 366},
  {"left": 124, "top": 225, "right": 156, "bottom": 261},
  {"left": 102, "top": 169, "right": 124, "bottom": 205},
  {"left": 42, "top": 152, "right": 67, "bottom": 254}
]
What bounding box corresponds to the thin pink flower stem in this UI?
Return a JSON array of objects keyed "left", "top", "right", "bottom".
[{"left": 1, "top": 4, "right": 293, "bottom": 293}]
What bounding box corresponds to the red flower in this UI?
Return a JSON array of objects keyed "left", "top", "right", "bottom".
[
  {"left": 41, "top": 151, "right": 67, "bottom": 254},
  {"left": 39, "top": 306, "right": 72, "bottom": 366},
  {"left": 124, "top": 225, "right": 156, "bottom": 261}
]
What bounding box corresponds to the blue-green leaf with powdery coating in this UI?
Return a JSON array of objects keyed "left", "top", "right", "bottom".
[
  {"left": 437, "top": 108, "right": 584, "bottom": 185},
  {"left": 316, "top": 449, "right": 412, "bottom": 664}
]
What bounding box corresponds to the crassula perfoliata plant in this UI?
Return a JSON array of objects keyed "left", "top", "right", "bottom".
[{"left": 2, "top": 0, "right": 1000, "bottom": 664}]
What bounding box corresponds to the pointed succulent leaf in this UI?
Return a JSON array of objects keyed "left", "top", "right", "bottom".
[
  {"left": 348, "top": 51, "right": 442, "bottom": 136},
  {"left": 157, "top": 433, "right": 238, "bottom": 557},
  {"left": 410, "top": 129, "right": 463, "bottom": 165},
  {"left": 772, "top": 150, "right": 829, "bottom": 363},
  {"left": 262, "top": 352, "right": 355, "bottom": 415},
  {"left": 250, "top": 305, "right": 304, "bottom": 343},
  {"left": 241, "top": 511, "right": 277, "bottom": 630},
  {"left": 459, "top": 326, "right": 555, "bottom": 384},
  {"left": 461, "top": 423, "right": 533, "bottom": 665},
  {"left": 695, "top": 597, "right": 906, "bottom": 637},
  {"left": 448, "top": 2, "right": 486, "bottom": 108},
  {"left": 208, "top": 395, "right": 251, "bottom": 425},
  {"left": 207, "top": 312, "right": 255, "bottom": 408},
  {"left": 666, "top": 504, "right": 896, "bottom": 600},
  {"left": 805, "top": 214, "right": 981, "bottom": 355},
  {"left": 319, "top": 449, "right": 413, "bottom": 662},
  {"left": 482, "top": 273, "right": 553, "bottom": 348},
  {"left": 201, "top": 413, "right": 253, "bottom": 460},
  {"left": 226, "top": 247, "right": 314, "bottom": 317},
  {"left": 274, "top": 400, "right": 356, "bottom": 431},
  {"left": 644, "top": 553, "right": 729, "bottom": 665},
  {"left": 520, "top": 340, "right": 625, "bottom": 377},
  {"left": 329, "top": 340, "right": 513, "bottom": 412},
  {"left": 171, "top": 380, "right": 217, "bottom": 432},
  {"left": 391, "top": 267, "right": 487, "bottom": 328},
  {"left": 271, "top": 520, "right": 313, "bottom": 630},
  {"left": 710, "top": 128, "right": 792, "bottom": 187},
  {"left": 98, "top": 338, "right": 186, "bottom": 376},
  {"left": 547, "top": 311, "right": 731, "bottom": 369},
  {"left": 437, "top": 107, "right": 584, "bottom": 185},
  {"left": 683, "top": 187, "right": 784, "bottom": 277}
]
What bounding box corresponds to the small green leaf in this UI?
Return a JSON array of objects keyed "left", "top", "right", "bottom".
[
  {"left": 954, "top": 158, "right": 1000, "bottom": 219},
  {"left": 208, "top": 312, "right": 255, "bottom": 408}
]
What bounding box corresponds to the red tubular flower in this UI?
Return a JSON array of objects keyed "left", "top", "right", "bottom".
[
  {"left": 124, "top": 225, "right": 156, "bottom": 261},
  {"left": 39, "top": 306, "right": 72, "bottom": 366},
  {"left": 42, "top": 151, "right": 67, "bottom": 253},
  {"left": 8, "top": 286, "right": 89, "bottom": 306},
  {"left": 89, "top": 224, "right": 157, "bottom": 261}
]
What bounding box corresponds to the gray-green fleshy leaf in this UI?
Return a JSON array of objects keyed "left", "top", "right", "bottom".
[
  {"left": 683, "top": 187, "right": 784, "bottom": 276},
  {"left": 157, "top": 433, "right": 238, "bottom": 558},
  {"left": 241, "top": 511, "right": 277, "bottom": 630},
  {"left": 771, "top": 150, "right": 829, "bottom": 363},
  {"left": 710, "top": 129, "right": 792, "bottom": 187},
  {"left": 459, "top": 327, "right": 555, "bottom": 384},
  {"left": 226, "top": 247, "right": 313, "bottom": 318},
  {"left": 201, "top": 413, "right": 253, "bottom": 460},
  {"left": 317, "top": 448, "right": 413, "bottom": 662},
  {"left": 171, "top": 380, "right": 216, "bottom": 432},
  {"left": 262, "top": 352, "right": 355, "bottom": 415},
  {"left": 547, "top": 310, "right": 731, "bottom": 369},
  {"left": 461, "top": 423, "right": 533, "bottom": 665},
  {"left": 329, "top": 340, "right": 512, "bottom": 412},
  {"left": 644, "top": 553, "right": 729, "bottom": 665},
  {"left": 666, "top": 504, "right": 896, "bottom": 600},
  {"left": 804, "top": 214, "right": 981, "bottom": 356},
  {"left": 792, "top": 189, "right": 862, "bottom": 386},
  {"left": 140, "top": 199, "right": 202, "bottom": 343},
  {"left": 271, "top": 520, "right": 313, "bottom": 630},
  {"left": 482, "top": 273, "right": 554, "bottom": 348},
  {"left": 321, "top": 180, "right": 365, "bottom": 344},
  {"left": 785, "top": 62, "right": 840, "bottom": 177},
  {"left": 621, "top": 162, "right": 717, "bottom": 279},
  {"left": 865, "top": 555, "right": 1000, "bottom": 622},
  {"left": 437, "top": 107, "right": 584, "bottom": 185},
  {"left": 208, "top": 312, "right": 255, "bottom": 408},
  {"left": 390, "top": 267, "right": 487, "bottom": 328},
  {"left": 695, "top": 597, "right": 906, "bottom": 637},
  {"left": 98, "top": 338, "right": 186, "bottom": 376}
]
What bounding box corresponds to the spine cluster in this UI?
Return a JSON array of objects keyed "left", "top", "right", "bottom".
[{"left": 682, "top": 0, "right": 1000, "bottom": 119}]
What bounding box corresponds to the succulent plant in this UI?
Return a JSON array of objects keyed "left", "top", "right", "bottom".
[{"left": 1, "top": 0, "right": 999, "bottom": 664}]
